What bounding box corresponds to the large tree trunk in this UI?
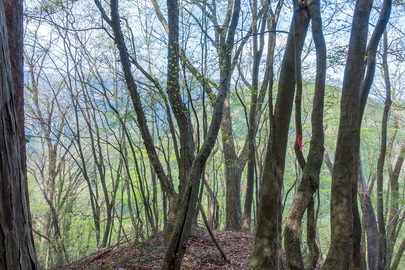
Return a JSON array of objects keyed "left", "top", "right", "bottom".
[
  {"left": 0, "top": 0, "right": 38, "bottom": 268},
  {"left": 355, "top": 1, "right": 392, "bottom": 267},
  {"left": 4, "top": 0, "right": 25, "bottom": 173},
  {"left": 323, "top": 0, "right": 373, "bottom": 268},
  {"left": 249, "top": 5, "right": 309, "bottom": 269}
]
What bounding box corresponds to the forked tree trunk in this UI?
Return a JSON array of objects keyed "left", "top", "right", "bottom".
[
  {"left": 0, "top": 0, "right": 38, "bottom": 268},
  {"left": 323, "top": 0, "right": 373, "bottom": 268},
  {"left": 355, "top": 1, "right": 392, "bottom": 267},
  {"left": 284, "top": 0, "right": 326, "bottom": 268},
  {"left": 249, "top": 5, "right": 309, "bottom": 269},
  {"left": 358, "top": 161, "right": 383, "bottom": 270},
  {"left": 160, "top": 1, "right": 241, "bottom": 268}
]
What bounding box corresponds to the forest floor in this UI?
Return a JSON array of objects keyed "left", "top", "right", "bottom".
[
  {"left": 61, "top": 225, "right": 255, "bottom": 269},
  {"left": 60, "top": 225, "right": 324, "bottom": 269}
]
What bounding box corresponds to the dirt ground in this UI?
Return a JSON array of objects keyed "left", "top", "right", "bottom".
[{"left": 61, "top": 226, "right": 255, "bottom": 269}]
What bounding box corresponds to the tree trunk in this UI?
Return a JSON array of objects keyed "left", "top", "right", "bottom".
[
  {"left": 284, "top": 0, "right": 326, "bottom": 268},
  {"left": 351, "top": 150, "right": 363, "bottom": 270},
  {"left": 386, "top": 139, "right": 405, "bottom": 269},
  {"left": 160, "top": 0, "right": 241, "bottom": 268},
  {"left": 243, "top": 0, "right": 281, "bottom": 231},
  {"left": 0, "top": 0, "right": 38, "bottom": 268},
  {"left": 305, "top": 198, "right": 319, "bottom": 270},
  {"left": 356, "top": 1, "right": 392, "bottom": 267},
  {"left": 166, "top": 0, "right": 195, "bottom": 198},
  {"left": 94, "top": 0, "right": 179, "bottom": 238},
  {"left": 4, "top": 0, "right": 25, "bottom": 174},
  {"left": 358, "top": 160, "right": 383, "bottom": 270},
  {"left": 249, "top": 5, "right": 309, "bottom": 269},
  {"left": 323, "top": 0, "right": 373, "bottom": 268},
  {"left": 222, "top": 95, "right": 243, "bottom": 230},
  {"left": 390, "top": 236, "right": 405, "bottom": 270}
]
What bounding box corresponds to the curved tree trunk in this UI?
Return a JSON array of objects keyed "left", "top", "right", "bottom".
[
  {"left": 356, "top": 1, "right": 392, "bottom": 267},
  {"left": 249, "top": 5, "right": 310, "bottom": 269},
  {"left": 284, "top": 0, "right": 326, "bottom": 268},
  {"left": 242, "top": 0, "right": 282, "bottom": 232},
  {"left": 160, "top": 0, "right": 241, "bottom": 268},
  {"left": 390, "top": 236, "right": 405, "bottom": 270}
]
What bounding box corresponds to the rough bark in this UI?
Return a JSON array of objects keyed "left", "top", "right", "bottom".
[
  {"left": 222, "top": 95, "right": 243, "bottom": 230},
  {"left": 0, "top": 0, "right": 38, "bottom": 268},
  {"left": 284, "top": 0, "right": 326, "bottom": 268},
  {"left": 323, "top": 0, "right": 373, "bottom": 268},
  {"left": 355, "top": 1, "right": 392, "bottom": 267},
  {"left": 249, "top": 5, "right": 309, "bottom": 269},
  {"left": 4, "top": 0, "right": 25, "bottom": 174},
  {"left": 358, "top": 160, "right": 383, "bottom": 270}
]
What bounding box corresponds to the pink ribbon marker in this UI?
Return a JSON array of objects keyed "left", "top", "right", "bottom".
[{"left": 297, "top": 135, "right": 303, "bottom": 151}]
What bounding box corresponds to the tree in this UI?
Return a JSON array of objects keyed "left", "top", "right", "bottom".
[
  {"left": 20, "top": 0, "right": 405, "bottom": 268},
  {"left": 151, "top": 0, "right": 246, "bottom": 231},
  {"left": 242, "top": 0, "right": 283, "bottom": 231},
  {"left": 93, "top": 0, "right": 241, "bottom": 268},
  {"left": 94, "top": 0, "right": 180, "bottom": 239},
  {"left": 0, "top": 0, "right": 38, "bottom": 268},
  {"left": 249, "top": 2, "right": 310, "bottom": 268},
  {"left": 324, "top": 0, "right": 391, "bottom": 267},
  {"left": 160, "top": 0, "right": 241, "bottom": 267},
  {"left": 284, "top": 0, "right": 326, "bottom": 268}
]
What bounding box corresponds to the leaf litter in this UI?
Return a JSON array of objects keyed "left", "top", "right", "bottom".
[{"left": 60, "top": 225, "right": 255, "bottom": 269}]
